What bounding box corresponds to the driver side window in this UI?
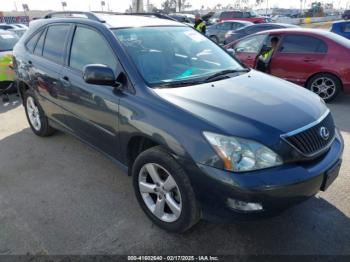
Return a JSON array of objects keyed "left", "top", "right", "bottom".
[
  {"left": 235, "top": 35, "right": 266, "bottom": 53},
  {"left": 69, "top": 26, "right": 117, "bottom": 72}
]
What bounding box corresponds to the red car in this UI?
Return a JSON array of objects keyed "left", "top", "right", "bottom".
[
  {"left": 225, "top": 28, "right": 350, "bottom": 102},
  {"left": 216, "top": 10, "right": 266, "bottom": 24}
]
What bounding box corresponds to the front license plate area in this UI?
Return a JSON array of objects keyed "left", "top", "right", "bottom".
[{"left": 321, "top": 160, "right": 342, "bottom": 191}]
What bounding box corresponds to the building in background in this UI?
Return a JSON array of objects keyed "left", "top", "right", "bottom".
[{"left": 132, "top": 0, "right": 144, "bottom": 12}]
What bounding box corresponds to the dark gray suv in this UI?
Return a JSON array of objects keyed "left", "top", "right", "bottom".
[{"left": 13, "top": 12, "right": 343, "bottom": 233}]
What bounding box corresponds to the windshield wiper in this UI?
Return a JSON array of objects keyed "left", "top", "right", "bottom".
[
  {"left": 205, "top": 69, "right": 250, "bottom": 82},
  {"left": 154, "top": 80, "right": 205, "bottom": 88}
]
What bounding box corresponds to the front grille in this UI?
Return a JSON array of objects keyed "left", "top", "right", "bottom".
[{"left": 282, "top": 112, "right": 335, "bottom": 157}]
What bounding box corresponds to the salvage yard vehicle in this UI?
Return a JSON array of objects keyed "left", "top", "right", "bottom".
[
  {"left": 206, "top": 20, "right": 253, "bottom": 43},
  {"left": 223, "top": 23, "right": 298, "bottom": 44},
  {"left": 225, "top": 28, "right": 350, "bottom": 102},
  {"left": 0, "top": 30, "right": 18, "bottom": 98},
  {"left": 13, "top": 12, "right": 344, "bottom": 233},
  {"left": 331, "top": 20, "right": 350, "bottom": 40}
]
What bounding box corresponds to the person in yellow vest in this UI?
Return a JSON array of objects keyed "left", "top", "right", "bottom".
[
  {"left": 194, "top": 13, "right": 206, "bottom": 34},
  {"left": 256, "top": 37, "right": 279, "bottom": 73}
]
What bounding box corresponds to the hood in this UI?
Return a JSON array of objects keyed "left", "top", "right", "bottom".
[{"left": 154, "top": 70, "right": 328, "bottom": 146}]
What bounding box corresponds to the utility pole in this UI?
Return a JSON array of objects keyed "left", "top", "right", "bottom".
[
  {"left": 265, "top": 0, "right": 269, "bottom": 15},
  {"left": 14, "top": 1, "right": 18, "bottom": 11}
]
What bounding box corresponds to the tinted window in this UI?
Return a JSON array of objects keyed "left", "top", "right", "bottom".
[
  {"left": 280, "top": 35, "right": 328, "bottom": 53},
  {"left": 70, "top": 26, "right": 117, "bottom": 71},
  {"left": 245, "top": 25, "right": 273, "bottom": 34},
  {"left": 343, "top": 23, "right": 350, "bottom": 33},
  {"left": 235, "top": 34, "right": 266, "bottom": 53},
  {"left": 220, "top": 12, "right": 232, "bottom": 19},
  {"left": 232, "top": 12, "right": 243, "bottom": 18},
  {"left": 43, "top": 25, "right": 70, "bottom": 64},
  {"left": 0, "top": 25, "right": 12, "bottom": 30},
  {"left": 26, "top": 31, "right": 41, "bottom": 53},
  {"left": 242, "top": 12, "right": 250, "bottom": 18},
  {"left": 34, "top": 30, "right": 45, "bottom": 56},
  {"left": 230, "top": 22, "right": 243, "bottom": 30},
  {"left": 217, "top": 22, "right": 231, "bottom": 30}
]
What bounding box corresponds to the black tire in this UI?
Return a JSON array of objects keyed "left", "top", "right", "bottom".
[
  {"left": 210, "top": 35, "right": 219, "bottom": 43},
  {"left": 306, "top": 73, "right": 341, "bottom": 103},
  {"left": 24, "top": 89, "right": 55, "bottom": 137},
  {"left": 132, "top": 146, "right": 201, "bottom": 233}
]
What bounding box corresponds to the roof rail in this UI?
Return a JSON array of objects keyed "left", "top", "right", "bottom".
[
  {"left": 43, "top": 11, "right": 177, "bottom": 23},
  {"left": 43, "top": 11, "right": 105, "bottom": 23}
]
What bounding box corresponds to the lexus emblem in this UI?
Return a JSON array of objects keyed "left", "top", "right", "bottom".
[{"left": 319, "top": 127, "right": 330, "bottom": 140}]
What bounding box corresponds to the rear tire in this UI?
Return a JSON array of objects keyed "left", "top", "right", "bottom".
[
  {"left": 132, "top": 146, "right": 201, "bottom": 233},
  {"left": 24, "top": 89, "right": 55, "bottom": 137},
  {"left": 306, "top": 73, "right": 341, "bottom": 103}
]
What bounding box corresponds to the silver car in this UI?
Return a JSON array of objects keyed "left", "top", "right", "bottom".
[{"left": 206, "top": 20, "right": 253, "bottom": 43}]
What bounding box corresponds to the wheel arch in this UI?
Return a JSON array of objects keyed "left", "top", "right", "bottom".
[
  {"left": 126, "top": 134, "right": 179, "bottom": 176},
  {"left": 17, "top": 80, "right": 31, "bottom": 104}
]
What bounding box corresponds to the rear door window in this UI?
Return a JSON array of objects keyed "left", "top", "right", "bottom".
[
  {"left": 34, "top": 29, "right": 46, "bottom": 56},
  {"left": 280, "top": 35, "right": 328, "bottom": 53},
  {"left": 43, "top": 24, "right": 70, "bottom": 64},
  {"left": 26, "top": 30, "right": 42, "bottom": 53}
]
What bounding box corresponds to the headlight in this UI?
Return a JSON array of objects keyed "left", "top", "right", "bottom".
[{"left": 203, "top": 132, "right": 283, "bottom": 172}]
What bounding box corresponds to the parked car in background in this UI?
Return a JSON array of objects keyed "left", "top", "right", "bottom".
[
  {"left": 331, "top": 21, "right": 350, "bottom": 39},
  {"left": 224, "top": 23, "right": 299, "bottom": 44},
  {"left": 13, "top": 12, "right": 344, "bottom": 232},
  {"left": 9, "top": 28, "right": 27, "bottom": 38},
  {"left": 212, "top": 10, "right": 267, "bottom": 24},
  {"left": 0, "top": 30, "right": 19, "bottom": 92},
  {"left": 342, "top": 10, "right": 350, "bottom": 20},
  {"left": 0, "top": 23, "right": 22, "bottom": 30},
  {"left": 12, "top": 23, "right": 29, "bottom": 29},
  {"left": 225, "top": 28, "right": 350, "bottom": 102},
  {"left": 206, "top": 20, "right": 253, "bottom": 43},
  {"left": 169, "top": 13, "right": 195, "bottom": 25}
]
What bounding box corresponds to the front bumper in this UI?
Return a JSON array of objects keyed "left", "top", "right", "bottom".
[{"left": 182, "top": 133, "right": 344, "bottom": 221}]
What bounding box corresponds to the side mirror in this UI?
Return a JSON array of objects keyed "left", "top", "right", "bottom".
[{"left": 83, "top": 64, "right": 116, "bottom": 86}]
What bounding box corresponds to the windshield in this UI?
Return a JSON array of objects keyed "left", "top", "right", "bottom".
[
  {"left": 112, "top": 26, "right": 244, "bottom": 86},
  {"left": 0, "top": 32, "right": 19, "bottom": 51}
]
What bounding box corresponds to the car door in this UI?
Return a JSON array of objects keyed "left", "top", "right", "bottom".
[
  {"left": 28, "top": 24, "right": 71, "bottom": 127},
  {"left": 232, "top": 34, "right": 267, "bottom": 68},
  {"left": 217, "top": 22, "right": 231, "bottom": 42},
  {"left": 60, "top": 25, "right": 121, "bottom": 158},
  {"left": 269, "top": 34, "right": 328, "bottom": 86}
]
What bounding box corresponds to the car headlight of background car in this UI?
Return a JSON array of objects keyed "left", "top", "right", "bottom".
[{"left": 203, "top": 132, "right": 283, "bottom": 172}]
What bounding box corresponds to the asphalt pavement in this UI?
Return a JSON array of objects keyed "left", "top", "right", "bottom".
[{"left": 0, "top": 94, "right": 349, "bottom": 255}]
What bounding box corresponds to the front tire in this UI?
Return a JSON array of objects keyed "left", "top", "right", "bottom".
[
  {"left": 306, "top": 73, "right": 341, "bottom": 103},
  {"left": 24, "top": 90, "right": 55, "bottom": 137},
  {"left": 132, "top": 146, "right": 200, "bottom": 233}
]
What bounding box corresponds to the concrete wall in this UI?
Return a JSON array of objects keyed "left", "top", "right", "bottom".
[{"left": 276, "top": 15, "right": 342, "bottom": 25}]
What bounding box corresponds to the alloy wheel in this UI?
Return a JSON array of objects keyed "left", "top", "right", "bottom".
[
  {"left": 138, "top": 163, "right": 182, "bottom": 223},
  {"left": 310, "top": 77, "right": 336, "bottom": 100},
  {"left": 26, "top": 96, "right": 41, "bottom": 131}
]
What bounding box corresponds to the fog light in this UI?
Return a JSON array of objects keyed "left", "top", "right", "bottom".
[{"left": 227, "top": 198, "right": 263, "bottom": 212}]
